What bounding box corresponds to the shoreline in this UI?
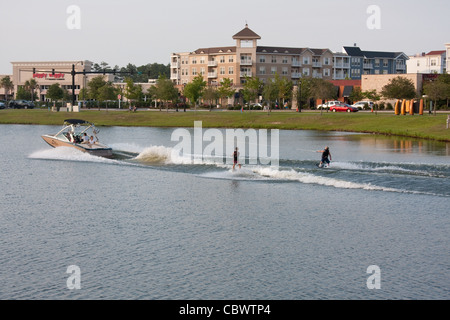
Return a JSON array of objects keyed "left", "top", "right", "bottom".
[{"left": 1, "top": 109, "right": 449, "bottom": 142}]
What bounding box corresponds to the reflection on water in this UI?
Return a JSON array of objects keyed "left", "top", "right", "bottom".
[{"left": 0, "top": 125, "right": 449, "bottom": 300}]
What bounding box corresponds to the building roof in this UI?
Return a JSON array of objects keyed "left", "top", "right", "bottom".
[
  {"left": 343, "top": 46, "right": 407, "bottom": 59},
  {"left": 256, "top": 46, "right": 331, "bottom": 55},
  {"left": 232, "top": 24, "right": 261, "bottom": 40},
  {"left": 426, "top": 50, "right": 445, "bottom": 56},
  {"left": 193, "top": 46, "right": 236, "bottom": 54},
  {"left": 257, "top": 46, "right": 306, "bottom": 55}
]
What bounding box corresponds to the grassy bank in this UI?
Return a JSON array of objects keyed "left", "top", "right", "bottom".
[{"left": 1, "top": 109, "right": 449, "bottom": 141}]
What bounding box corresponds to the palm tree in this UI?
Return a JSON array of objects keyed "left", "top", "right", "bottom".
[
  {"left": 1, "top": 76, "right": 14, "bottom": 103},
  {"left": 24, "top": 78, "right": 39, "bottom": 102}
]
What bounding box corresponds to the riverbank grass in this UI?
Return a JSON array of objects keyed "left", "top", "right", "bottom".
[{"left": 1, "top": 109, "right": 449, "bottom": 141}]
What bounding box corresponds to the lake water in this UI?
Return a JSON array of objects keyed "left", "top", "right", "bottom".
[{"left": 0, "top": 124, "right": 449, "bottom": 300}]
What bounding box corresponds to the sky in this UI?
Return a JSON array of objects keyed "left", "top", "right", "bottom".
[{"left": 1, "top": 0, "right": 449, "bottom": 75}]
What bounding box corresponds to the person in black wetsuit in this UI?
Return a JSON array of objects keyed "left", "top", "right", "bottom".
[
  {"left": 317, "top": 146, "right": 332, "bottom": 167},
  {"left": 232, "top": 147, "right": 241, "bottom": 170}
]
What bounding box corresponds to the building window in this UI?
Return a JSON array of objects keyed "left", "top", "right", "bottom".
[
  {"left": 200, "top": 67, "right": 205, "bottom": 75},
  {"left": 323, "top": 57, "right": 330, "bottom": 65},
  {"left": 259, "top": 66, "right": 266, "bottom": 75},
  {"left": 303, "top": 68, "right": 310, "bottom": 76},
  {"left": 303, "top": 57, "right": 309, "bottom": 65},
  {"left": 259, "top": 55, "right": 266, "bottom": 63},
  {"left": 220, "top": 67, "right": 225, "bottom": 75},
  {"left": 229, "top": 56, "right": 234, "bottom": 63},
  {"left": 282, "top": 56, "right": 288, "bottom": 64},
  {"left": 431, "top": 59, "right": 437, "bottom": 66},
  {"left": 271, "top": 67, "right": 277, "bottom": 74},
  {"left": 323, "top": 69, "right": 330, "bottom": 77},
  {"left": 192, "top": 68, "right": 197, "bottom": 75},
  {"left": 192, "top": 58, "right": 197, "bottom": 64},
  {"left": 282, "top": 67, "right": 288, "bottom": 75},
  {"left": 375, "top": 59, "right": 380, "bottom": 67},
  {"left": 220, "top": 56, "right": 225, "bottom": 63},
  {"left": 228, "top": 67, "right": 234, "bottom": 74},
  {"left": 200, "top": 57, "right": 205, "bottom": 64},
  {"left": 271, "top": 56, "right": 277, "bottom": 63}
]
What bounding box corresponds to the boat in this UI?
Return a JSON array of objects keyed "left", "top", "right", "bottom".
[{"left": 41, "top": 119, "right": 113, "bottom": 158}]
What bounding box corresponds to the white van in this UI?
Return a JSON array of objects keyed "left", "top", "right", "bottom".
[
  {"left": 352, "top": 101, "right": 374, "bottom": 110},
  {"left": 316, "top": 101, "right": 341, "bottom": 110}
]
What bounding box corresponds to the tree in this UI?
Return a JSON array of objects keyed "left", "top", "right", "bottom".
[
  {"left": 363, "top": 89, "right": 382, "bottom": 114},
  {"left": 262, "top": 79, "right": 278, "bottom": 114},
  {"left": 154, "top": 74, "right": 179, "bottom": 112},
  {"left": 46, "top": 83, "right": 64, "bottom": 106},
  {"left": 217, "top": 78, "right": 235, "bottom": 106},
  {"left": 183, "top": 74, "right": 206, "bottom": 109},
  {"left": 78, "top": 88, "right": 89, "bottom": 101},
  {"left": 296, "top": 77, "right": 313, "bottom": 110},
  {"left": 0, "top": 76, "right": 14, "bottom": 103},
  {"left": 309, "top": 78, "right": 337, "bottom": 114},
  {"left": 98, "top": 83, "right": 118, "bottom": 110},
  {"left": 123, "top": 77, "right": 143, "bottom": 107},
  {"left": 242, "top": 76, "right": 263, "bottom": 107},
  {"left": 147, "top": 85, "right": 158, "bottom": 108},
  {"left": 423, "top": 78, "right": 449, "bottom": 115},
  {"left": 16, "top": 86, "right": 31, "bottom": 100},
  {"left": 273, "top": 73, "right": 293, "bottom": 108},
  {"left": 87, "top": 75, "right": 108, "bottom": 101},
  {"left": 423, "top": 74, "right": 450, "bottom": 113},
  {"left": 349, "top": 86, "right": 364, "bottom": 104},
  {"left": 381, "top": 76, "right": 416, "bottom": 100},
  {"left": 202, "top": 86, "right": 218, "bottom": 111},
  {"left": 24, "top": 78, "right": 39, "bottom": 101}
]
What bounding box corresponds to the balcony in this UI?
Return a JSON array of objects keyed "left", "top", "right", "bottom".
[
  {"left": 170, "top": 72, "right": 180, "bottom": 80},
  {"left": 291, "top": 72, "right": 302, "bottom": 78},
  {"left": 240, "top": 59, "right": 253, "bottom": 66},
  {"left": 208, "top": 72, "right": 217, "bottom": 78},
  {"left": 292, "top": 61, "right": 302, "bottom": 67},
  {"left": 334, "top": 62, "right": 350, "bottom": 68},
  {"left": 396, "top": 64, "right": 406, "bottom": 70},
  {"left": 208, "top": 61, "right": 218, "bottom": 67},
  {"left": 312, "top": 62, "right": 322, "bottom": 68},
  {"left": 171, "top": 61, "right": 180, "bottom": 68},
  {"left": 240, "top": 71, "right": 252, "bottom": 77},
  {"left": 312, "top": 73, "right": 323, "bottom": 79}
]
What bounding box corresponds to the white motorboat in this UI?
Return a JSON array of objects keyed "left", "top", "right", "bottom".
[{"left": 41, "top": 119, "right": 113, "bottom": 158}]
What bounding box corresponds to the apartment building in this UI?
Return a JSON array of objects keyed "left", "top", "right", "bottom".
[
  {"left": 342, "top": 46, "right": 408, "bottom": 80},
  {"left": 170, "top": 25, "right": 333, "bottom": 88},
  {"left": 407, "top": 50, "right": 446, "bottom": 74},
  {"left": 446, "top": 44, "right": 450, "bottom": 73}
]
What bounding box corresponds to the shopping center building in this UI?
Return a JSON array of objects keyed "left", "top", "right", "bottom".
[{"left": 9, "top": 60, "right": 114, "bottom": 101}]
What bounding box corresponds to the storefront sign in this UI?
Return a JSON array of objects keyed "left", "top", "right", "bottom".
[{"left": 33, "top": 73, "right": 65, "bottom": 80}]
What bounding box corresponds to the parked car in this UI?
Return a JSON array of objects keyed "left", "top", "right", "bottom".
[
  {"left": 352, "top": 101, "right": 374, "bottom": 110},
  {"left": 317, "top": 101, "right": 342, "bottom": 110},
  {"left": 330, "top": 103, "right": 358, "bottom": 112},
  {"left": 8, "top": 100, "right": 35, "bottom": 109},
  {"left": 0, "top": 100, "right": 6, "bottom": 109}
]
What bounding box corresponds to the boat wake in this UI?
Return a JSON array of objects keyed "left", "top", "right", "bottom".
[{"left": 30, "top": 143, "right": 450, "bottom": 197}]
